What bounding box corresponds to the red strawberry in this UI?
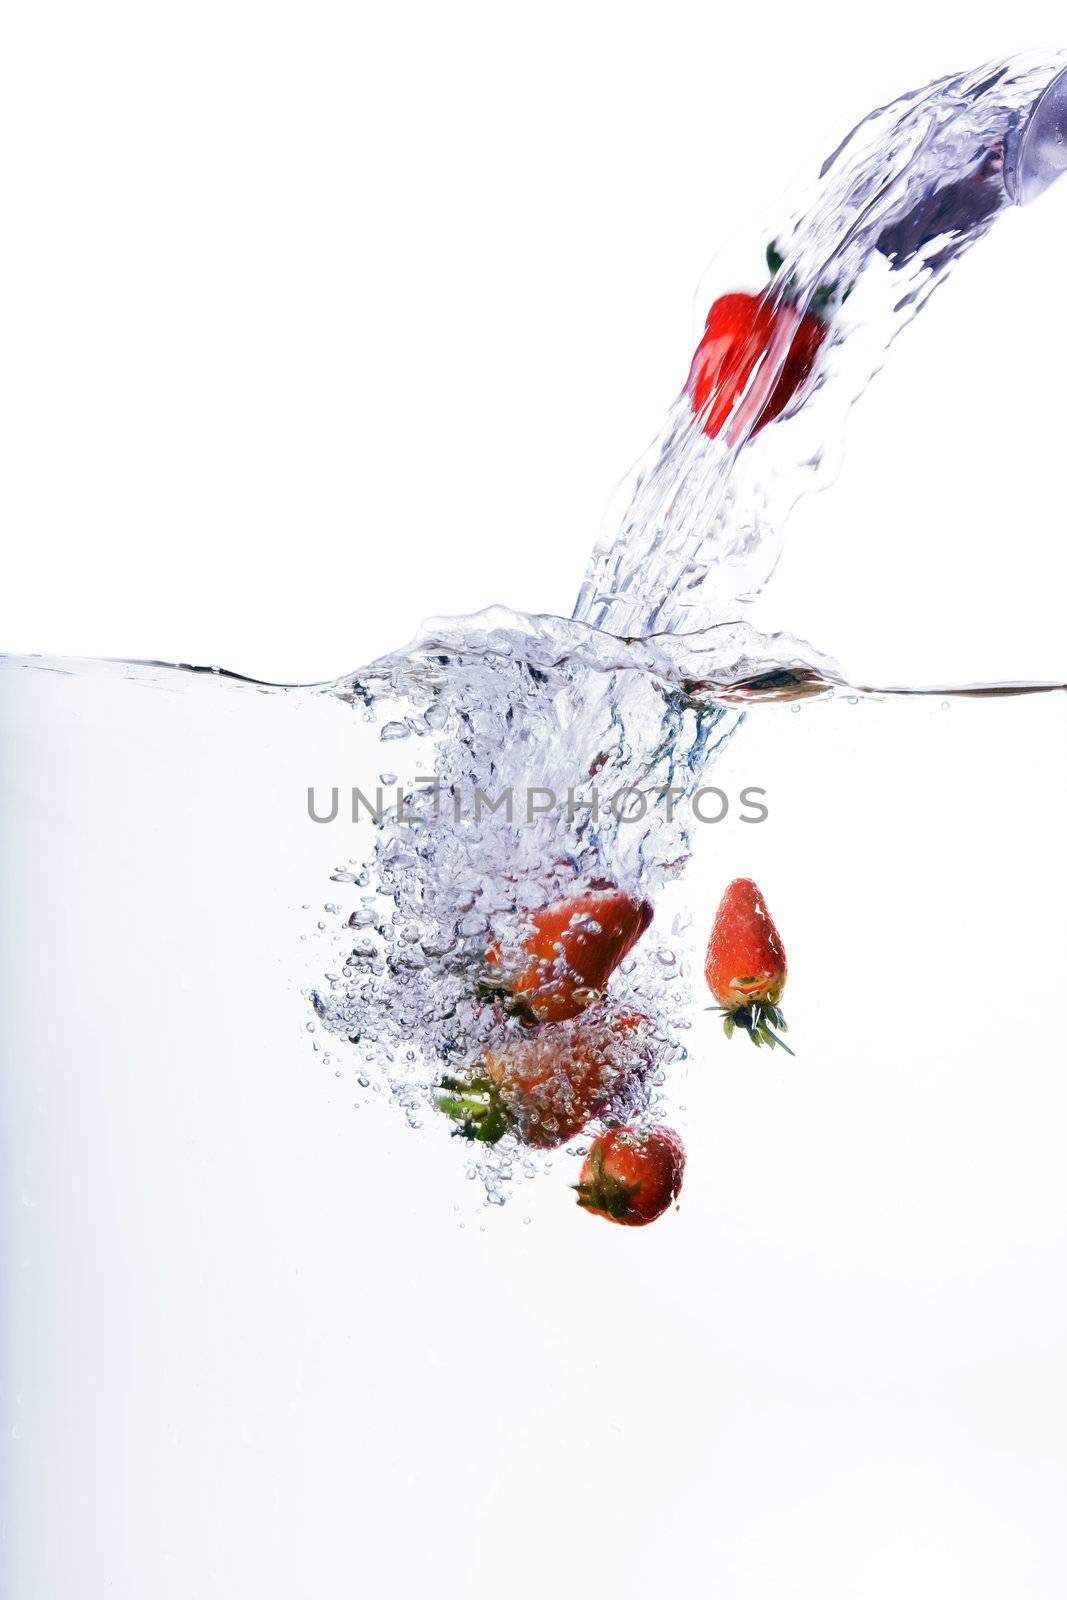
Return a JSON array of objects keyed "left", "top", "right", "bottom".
[
  {"left": 436, "top": 1010, "right": 652, "bottom": 1149},
  {"left": 705, "top": 877, "right": 792, "bottom": 1052},
  {"left": 481, "top": 886, "right": 653, "bottom": 1025},
  {"left": 574, "top": 1125, "right": 685, "bottom": 1227},
  {"left": 687, "top": 292, "right": 826, "bottom": 445}
]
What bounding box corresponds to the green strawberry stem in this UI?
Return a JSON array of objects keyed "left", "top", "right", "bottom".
[
  {"left": 435, "top": 1072, "right": 510, "bottom": 1143},
  {"left": 712, "top": 1002, "right": 795, "bottom": 1056},
  {"left": 473, "top": 976, "right": 540, "bottom": 1027},
  {"left": 766, "top": 241, "right": 786, "bottom": 276},
  {"left": 572, "top": 1142, "right": 638, "bottom": 1220},
  {"left": 765, "top": 237, "right": 845, "bottom": 316}
]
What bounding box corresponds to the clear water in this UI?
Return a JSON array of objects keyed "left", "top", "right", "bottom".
[
  {"left": 2, "top": 658, "right": 1063, "bottom": 1597},
  {"left": 3, "top": 47, "right": 1067, "bottom": 1600}
]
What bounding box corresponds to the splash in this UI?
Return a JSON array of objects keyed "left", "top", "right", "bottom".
[
  {"left": 184, "top": 54, "right": 1067, "bottom": 1202},
  {"left": 575, "top": 51, "right": 1067, "bottom": 639},
  {"left": 307, "top": 53, "right": 1067, "bottom": 1200}
]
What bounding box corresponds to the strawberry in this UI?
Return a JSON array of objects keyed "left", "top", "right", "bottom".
[
  {"left": 686, "top": 291, "right": 826, "bottom": 444},
  {"left": 574, "top": 1125, "right": 685, "bottom": 1227},
  {"left": 436, "top": 1011, "right": 651, "bottom": 1149},
  {"left": 705, "top": 877, "right": 792, "bottom": 1052},
  {"left": 480, "top": 886, "right": 653, "bottom": 1025}
]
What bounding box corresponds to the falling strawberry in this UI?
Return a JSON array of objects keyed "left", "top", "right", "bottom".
[
  {"left": 574, "top": 1125, "right": 685, "bottom": 1227},
  {"left": 705, "top": 877, "right": 792, "bottom": 1052},
  {"left": 687, "top": 291, "right": 827, "bottom": 444},
  {"left": 436, "top": 1010, "right": 651, "bottom": 1149},
  {"left": 480, "top": 886, "right": 653, "bottom": 1025}
]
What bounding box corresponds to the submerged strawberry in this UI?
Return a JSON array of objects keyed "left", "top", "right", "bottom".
[
  {"left": 574, "top": 1125, "right": 685, "bottom": 1227},
  {"left": 705, "top": 877, "right": 792, "bottom": 1052},
  {"left": 437, "top": 1011, "right": 651, "bottom": 1148},
  {"left": 481, "top": 886, "right": 653, "bottom": 1025},
  {"left": 687, "top": 291, "right": 826, "bottom": 444}
]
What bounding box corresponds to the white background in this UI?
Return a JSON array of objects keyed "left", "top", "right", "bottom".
[
  {"left": 2, "top": 7, "right": 1067, "bottom": 1600},
  {"left": 2, "top": 2, "right": 1066, "bottom": 683}
]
